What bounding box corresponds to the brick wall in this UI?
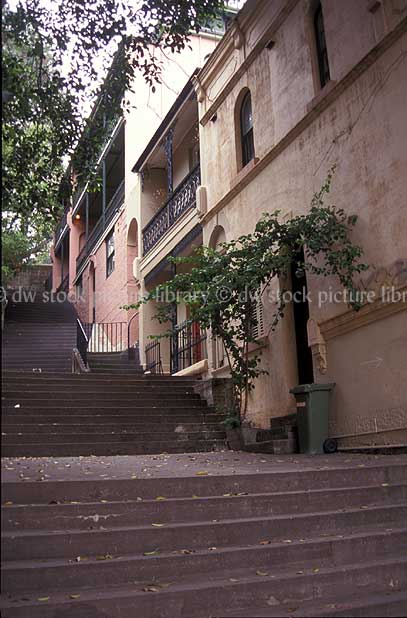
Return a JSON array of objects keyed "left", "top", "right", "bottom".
[{"left": 71, "top": 210, "right": 139, "bottom": 344}]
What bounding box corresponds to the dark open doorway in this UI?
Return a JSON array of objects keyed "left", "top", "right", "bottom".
[{"left": 290, "top": 247, "right": 314, "bottom": 385}]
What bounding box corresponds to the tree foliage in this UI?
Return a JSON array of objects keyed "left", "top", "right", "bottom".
[
  {"left": 2, "top": 0, "right": 228, "bottom": 276},
  {"left": 2, "top": 0, "right": 227, "bottom": 212},
  {"left": 127, "top": 170, "right": 369, "bottom": 419}
]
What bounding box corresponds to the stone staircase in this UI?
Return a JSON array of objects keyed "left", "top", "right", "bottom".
[
  {"left": 1, "top": 457, "right": 407, "bottom": 617},
  {"left": 2, "top": 289, "right": 225, "bottom": 457},
  {"left": 2, "top": 292, "right": 77, "bottom": 373},
  {"left": 1, "top": 372, "right": 226, "bottom": 456}
]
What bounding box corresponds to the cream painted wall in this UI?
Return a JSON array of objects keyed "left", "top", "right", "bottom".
[{"left": 196, "top": 0, "right": 407, "bottom": 441}]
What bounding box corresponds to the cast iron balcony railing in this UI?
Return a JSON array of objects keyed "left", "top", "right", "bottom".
[
  {"left": 54, "top": 210, "right": 68, "bottom": 250},
  {"left": 76, "top": 179, "right": 125, "bottom": 274},
  {"left": 142, "top": 164, "right": 200, "bottom": 255}
]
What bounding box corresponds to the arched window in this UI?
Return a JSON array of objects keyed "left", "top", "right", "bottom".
[
  {"left": 314, "top": 3, "right": 330, "bottom": 88},
  {"left": 240, "top": 91, "right": 254, "bottom": 167}
]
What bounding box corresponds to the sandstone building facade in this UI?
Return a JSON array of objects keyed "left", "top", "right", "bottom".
[{"left": 52, "top": 0, "right": 407, "bottom": 448}]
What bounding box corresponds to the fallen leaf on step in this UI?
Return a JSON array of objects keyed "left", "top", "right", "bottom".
[
  {"left": 229, "top": 578, "right": 239, "bottom": 583},
  {"left": 259, "top": 540, "right": 271, "bottom": 545},
  {"left": 155, "top": 496, "right": 166, "bottom": 501},
  {"left": 179, "top": 549, "right": 195, "bottom": 554},
  {"left": 381, "top": 483, "right": 389, "bottom": 487},
  {"left": 137, "top": 497, "right": 143, "bottom": 501},
  {"left": 14, "top": 404, "right": 20, "bottom": 408},
  {"left": 208, "top": 547, "right": 217, "bottom": 551},
  {"left": 96, "top": 553, "right": 113, "bottom": 561},
  {"left": 151, "top": 523, "right": 165, "bottom": 527},
  {"left": 256, "top": 570, "right": 269, "bottom": 576},
  {"left": 313, "top": 568, "right": 320, "bottom": 573},
  {"left": 196, "top": 471, "right": 208, "bottom": 476},
  {"left": 296, "top": 571, "right": 304, "bottom": 575},
  {"left": 143, "top": 550, "right": 159, "bottom": 556},
  {"left": 283, "top": 539, "right": 292, "bottom": 543},
  {"left": 4, "top": 501, "right": 13, "bottom": 506},
  {"left": 142, "top": 586, "right": 160, "bottom": 592},
  {"left": 131, "top": 475, "right": 138, "bottom": 479},
  {"left": 38, "top": 597, "right": 50, "bottom": 602},
  {"left": 69, "top": 594, "right": 81, "bottom": 599},
  {"left": 191, "top": 495, "right": 199, "bottom": 499}
]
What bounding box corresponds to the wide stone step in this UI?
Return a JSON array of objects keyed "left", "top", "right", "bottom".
[
  {"left": 1, "top": 430, "right": 226, "bottom": 444},
  {"left": 2, "top": 421, "right": 224, "bottom": 434},
  {"left": 220, "top": 588, "right": 407, "bottom": 617},
  {"left": 1, "top": 554, "right": 406, "bottom": 617},
  {"left": 1, "top": 413, "right": 222, "bottom": 425},
  {"left": 2, "top": 383, "right": 196, "bottom": 393},
  {"left": 3, "top": 484, "right": 406, "bottom": 531},
  {"left": 2, "top": 396, "right": 205, "bottom": 407},
  {"left": 1, "top": 440, "right": 225, "bottom": 457},
  {"left": 3, "top": 504, "right": 406, "bottom": 562},
  {"left": 2, "top": 527, "right": 405, "bottom": 591},
  {"left": 4, "top": 466, "right": 407, "bottom": 504}
]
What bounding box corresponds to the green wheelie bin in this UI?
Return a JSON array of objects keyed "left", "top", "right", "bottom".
[{"left": 290, "top": 383, "right": 336, "bottom": 455}]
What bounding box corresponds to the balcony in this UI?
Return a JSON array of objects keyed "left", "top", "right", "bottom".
[
  {"left": 54, "top": 210, "right": 68, "bottom": 251},
  {"left": 142, "top": 164, "right": 200, "bottom": 255},
  {"left": 76, "top": 179, "right": 124, "bottom": 274}
]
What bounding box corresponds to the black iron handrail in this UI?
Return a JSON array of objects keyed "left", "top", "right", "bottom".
[
  {"left": 76, "top": 318, "right": 89, "bottom": 366},
  {"left": 145, "top": 339, "right": 163, "bottom": 374},
  {"left": 76, "top": 179, "right": 125, "bottom": 274},
  {"left": 142, "top": 164, "right": 200, "bottom": 255},
  {"left": 171, "top": 319, "right": 207, "bottom": 374}
]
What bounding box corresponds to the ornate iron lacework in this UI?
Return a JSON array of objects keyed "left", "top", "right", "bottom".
[
  {"left": 142, "top": 164, "right": 200, "bottom": 255},
  {"left": 75, "top": 179, "right": 124, "bottom": 274}
]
